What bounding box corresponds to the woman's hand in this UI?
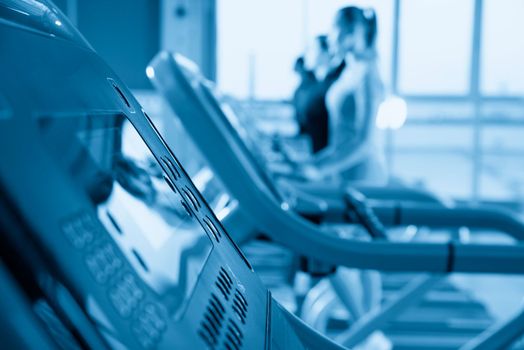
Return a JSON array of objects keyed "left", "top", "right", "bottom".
[{"left": 299, "top": 164, "right": 325, "bottom": 181}]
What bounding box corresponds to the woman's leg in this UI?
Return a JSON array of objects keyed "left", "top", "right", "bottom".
[{"left": 329, "top": 267, "right": 365, "bottom": 320}]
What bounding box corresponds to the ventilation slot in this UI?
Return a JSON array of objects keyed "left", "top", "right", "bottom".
[
  {"left": 223, "top": 319, "right": 243, "bottom": 350},
  {"left": 161, "top": 157, "right": 181, "bottom": 180},
  {"left": 198, "top": 293, "right": 225, "bottom": 348},
  {"left": 182, "top": 186, "right": 201, "bottom": 211},
  {"left": 180, "top": 200, "right": 193, "bottom": 217},
  {"left": 215, "top": 267, "right": 233, "bottom": 300},
  {"left": 232, "top": 289, "right": 248, "bottom": 324},
  {"left": 109, "top": 78, "right": 134, "bottom": 112},
  {"left": 204, "top": 216, "right": 221, "bottom": 242},
  {"left": 210, "top": 293, "right": 226, "bottom": 314},
  {"left": 163, "top": 175, "right": 177, "bottom": 194}
]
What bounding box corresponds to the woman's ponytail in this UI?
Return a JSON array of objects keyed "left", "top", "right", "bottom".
[{"left": 363, "top": 8, "right": 377, "bottom": 48}]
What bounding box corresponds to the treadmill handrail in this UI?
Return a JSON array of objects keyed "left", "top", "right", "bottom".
[
  {"left": 281, "top": 179, "right": 448, "bottom": 206},
  {"left": 372, "top": 203, "right": 524, "bottom": 241},
  {"left": 288, "top": 180, "right": 524, "bottom": 241}
]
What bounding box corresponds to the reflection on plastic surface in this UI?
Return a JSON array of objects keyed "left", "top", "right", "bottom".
[
  {"left": 0, "top": 0, "right": 88, "bottom": 46},
  {"left": 38, "top": 114, "right": 212, "bottom": 315}
]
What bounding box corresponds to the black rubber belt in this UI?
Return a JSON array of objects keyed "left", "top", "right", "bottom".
[
  {"left": 446, "top": 242, "right": 455, "bottom": 272},
  {"left": 393, "top": 204, "right": 402, "bottom": 226}
]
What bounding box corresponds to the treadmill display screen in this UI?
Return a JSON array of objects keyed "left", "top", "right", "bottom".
[{"left": 38, "top": 113, "right": 212, "bottom": 315}]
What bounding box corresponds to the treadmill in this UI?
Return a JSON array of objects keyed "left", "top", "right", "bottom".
[
  {"left": 0, "top": 1, "right": 345, "bottom": 348},
  {"left": 147, "top": 55, "right": 524, "bottom": 242},
  {"left": 147, "top": 52, "right": 524, "bottom": 349},
  {"left": 148, "top": 52, "right": 524, "bottom": 274}
]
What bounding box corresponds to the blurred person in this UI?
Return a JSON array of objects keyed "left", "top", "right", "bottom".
[
  {"left": 301, "top": 8, "right": 391, "bottom": 350},
  {"left": 301, "top": 7, "right": 386, "bottom": 185},
  {"left": 292, "top": 35, "right": 345, "bottom": 153},
  {"left": 292, "top": 56, "right": 315, "bottom": 136},
  {"left": 303, "top": 35, "right": 332, "bottom": 81}
]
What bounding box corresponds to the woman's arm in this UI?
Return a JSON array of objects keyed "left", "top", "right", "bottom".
[
  {"left": 298, "top": 133, "right": 370, "bottom": 181},
  {"left": 305, "top": 55, "right": 366, "bottom": 164},
  {"left": 310, "top": 117, "right": 372, "bottom": 177}
]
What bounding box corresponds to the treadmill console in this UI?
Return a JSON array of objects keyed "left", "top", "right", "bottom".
[
  {"left": 38, "top": 113, "right": 213, "bottom": 314},
  {"left": 0, "top": 1, "right": 343, "bottom": 349}
]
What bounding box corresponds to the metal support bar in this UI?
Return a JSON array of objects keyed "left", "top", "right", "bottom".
[
  {"left": 336, "top": 274, "right": 441, "bottom": 348},
  {"left": 470, "top": 0, "right": 484, "bottom": 203},
  {"left": 461, "top": 306, "right": 524, "bottom": 350},
  {"left": 391, "top": 0, "right": 401, "bottom": 94}
]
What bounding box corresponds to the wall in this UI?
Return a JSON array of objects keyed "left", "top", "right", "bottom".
[
  {"left": 161, "top": 0, "right": 216, "bottom": 80},
  {"left": 55, "top": 0, "right": 160, "bottom": 89}
]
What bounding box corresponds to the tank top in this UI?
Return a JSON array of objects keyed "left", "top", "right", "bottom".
[
  {"left": 293, "top": 62, "right": 346, "bottom": 153},
  {"left": 324, "top": 54, "right": 387, "bottom": 185}
]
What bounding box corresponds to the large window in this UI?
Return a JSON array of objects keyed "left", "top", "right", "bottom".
[
  {"left": 217, "top": 0, "right": 393, "bottom": 100},
  {"left": 397, "top": 0, "right": 474, "bottom": 95},
  {"left": 481, "top": 0, "right": 524, "bottom": 95},
  {"left": 216, "top": 0, "right": 524, "bottom": 204},
  {"left": 217, "top": 0, "right": 303, "bottom": 99}
]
